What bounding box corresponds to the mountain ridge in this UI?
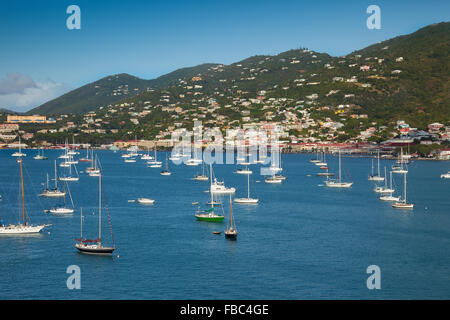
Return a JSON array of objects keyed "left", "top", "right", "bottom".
[{"left": 27, "top": 22, "right": 450, "bottom": 130}]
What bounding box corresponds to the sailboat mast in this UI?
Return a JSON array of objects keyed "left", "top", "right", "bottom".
[
  {"left": 338, "top": 150, "right": 342, "bottom": 183},
  {"left": 210, "top": 163, "right": 213, "bottom": 208},
  {"left": 229, "top": 193, "right": 233, "bottom": 229},
  {"left": 377, "top": 150, "right": 380, "bottom": 177},
  {"left": 54, "top": 160, "right": 58, "bottom": 189},
  {"left": 404, "top": 172, "right": 407, "bottom": 203},
  {"left": 98, "top": 165, "right": 102, "bottom": 243},
  {"left": 19, "top": 158, "right": 25, "bottom": 225},
  {"left": 247, "top": 172, "right": 250, "bottom": 198},
  {"left": 80, "top": 208, "right": 83, "bottom": 240},
  {"left": 390, "top": 171, "right": 393, "bottom": 189}
]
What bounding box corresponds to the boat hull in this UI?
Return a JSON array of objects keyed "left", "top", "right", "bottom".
[
  {"left": 75, "top": 243, "right": 115, "bottom": 255},
  {"left": 392, "top": 202, "right": 414, "bottom": 209},
  {"left": 195, "top": 214, "right": 224, "bottom": 222},
  {"left": 325, "top": 181, "right": 353, "bottom": 188},
  {"left": 234, "top": 198, "right": 259, "bottom": 204},
  {"left": 0, "top": 224, "right": 47, "bottom": 235},
  {"left": 137, "top": 198, "right": 155, "bottom": 204}
]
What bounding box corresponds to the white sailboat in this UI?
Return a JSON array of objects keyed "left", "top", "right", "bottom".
[
  {"left": 147, "top": 149, "right": 162, "bottom": 167},
  {"left": 137, "top": 198, "right": 155, "bottom": 204},
  {"left": 0, "top": 158, "right": 49, "bottom": 234},
  {"left": 59, "top": 159, "right": 80, "bottom": 182},
  {"left": 11, "top": 136, "right": 27, "bottom": 157},
  {"left": 141, "top": 147, "right": 154, "bottom": 160},
  {"left": 235, "top": 171, "right": 258, "bottom": 204},
  {"left": 87, "top": 154, "right": 101, "bottom": 177},
  {"left": 368, "top": 150, "right": 384, "bottom": 181},
  {"left": 379, "top": 171, "right": 400, "bottom": 202},
  {"left": 374, "top": 167, "right": 393, "bottom": 193},
  {"left": 224, "top": 194, "right": 237, "bottom": 239},
  {"left": 392, "top": 148, "right": 408, "bottom": 174},
  {"left": 40, "top": 161, "right": 66, "bottom": 197},
  {"left": 440, "top": 171, "right": 450, "bottom": 179},
  {"left": 325, "top": 150, "right": 353, "bottom": 188},
  {"left": 392, "top": 171, "right": 414, "bottom": 209},
  {"left": 193, "top": 162, "right": 209, "bottom": 181},
  {"left": 47, "top": 182, "right": 75, "bottom": 214},
  {"left": 315, "top": 150, "right": 327, "bottom": 166},
  {"left": 33, "top": 148, "right": 48, "bottom": 160}
]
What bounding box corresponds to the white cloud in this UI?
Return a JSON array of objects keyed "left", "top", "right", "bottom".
[{"left": 0, "top": 74, "right": 70, "bottom": 112}]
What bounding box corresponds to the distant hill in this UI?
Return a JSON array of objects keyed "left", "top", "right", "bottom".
[
  {"left": 28, "top": 73, "right": 151, "bottom": 115},
  {"left": 27, "top": 64, "right": 221, "bottom": 115},
  {"left": 28, "top": 22, "right": 450, "bottom": 128},
  {"left": 0, "top": 108, "right": 18, "bottom": 114}
]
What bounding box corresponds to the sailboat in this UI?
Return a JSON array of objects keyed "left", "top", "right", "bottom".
[
  {"left": 0, "top": 158, "right": 49, "bottom": 234},
  {"left": 315, "top": 150, "right": 327, "bottom": 166},
  {"left": 75, "top": 170, "right": 116, "bottom": 255},
  {"left": 59, "top": 159, "right": 80, "bottom": 181},
  {"left": 33, "top": 148, "right": 48, "bottom": 160},
  {"left": 325, "top": 150, "right": 353, "bottom": 188},
  {"left": 195, "top": 164, "right": 225, "bottom": 222},
  {"left": 310, "top": 149, "right": 320, "bottom": 163},
  {"left": 392, "top": 171, "right": 414, "bottom": 209},
  {"left": 40, "top": 161, "right": 66, "bottom": 197},
  {"left": 193, "top": 162, "right": 209, "bottom": 181},
  {"left": 374, "top": 167, "right": 394, "bottom": 193},
  {"left": 265, "top": 150, "right": 284, "bottom": 183},
  {"left": 79, "top": 147, "right": 92, "bottom": 162},
  {"left": 141, "top": 147, "right": 154, "bottom": 160},
  {"left": 392, "top": 148, "right": 408, "bottom": 174},
  {"left": 368, "top": 150, "right": 384, "bottom": 181},
  {"left": 379, "top": 171, "right": 400, "bottom": 202},
  {"left": 11, "top": 136, "right": 27, "bottom": 157},
  {"left": 234, "top": 172, "right": 258, "bottom": 204},
  {"left": 147, "top": 149, "right": 162, "bottom": 167},
  {"left": 47, "top": 182, "right": 75, "bottom": 214},
  {"left": 160, "top": 154, "right": 171, "bottom": 176},
  {"left": 224, "top": 194, "right": 237, "bottom": 240},
  {"left": 137, "top": 198, "right": 155, "bottom": 204},
  {"left": 58, "top": 140, "right": 70, "bottom": 159},
  {"left": 88, "top": 154, "right": 101, "bottom": 177}
]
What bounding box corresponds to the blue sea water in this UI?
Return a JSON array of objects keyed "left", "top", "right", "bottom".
[{"left": 0, "top": 149, "right": 449, "bottom": 299}]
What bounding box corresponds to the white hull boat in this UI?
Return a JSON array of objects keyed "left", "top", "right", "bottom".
[{"left": 137, "top": 198, "right": 155, "bottom": 204}]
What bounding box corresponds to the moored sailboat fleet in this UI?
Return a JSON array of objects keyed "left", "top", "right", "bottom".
[{"left": 3, "top": 137, "right": 445, "bottom": 250}]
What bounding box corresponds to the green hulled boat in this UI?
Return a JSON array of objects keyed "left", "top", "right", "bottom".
[
  {"left": 195, "top": 207, "right": 224, "bottom": 222},
  {"left": 195, "top": 163, "right": 225, "bottom": 222}
]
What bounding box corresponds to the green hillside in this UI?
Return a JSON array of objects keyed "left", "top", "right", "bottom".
[{"left": 28, "top": 22, "right": 450, "bottom": 130}]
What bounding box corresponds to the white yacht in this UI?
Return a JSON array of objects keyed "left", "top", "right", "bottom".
[
  {"left": 0, "top": 158, "right": 49, "bottom": 235},
  {"left": 234, "top": 172, "right": 258, "bottom": 204},
  {"left": 440, "top": 171, "right": 450, "bottom": 179},
  {"left": 209, "top": 179, "right": 236, "bottom": 194},
  {"left": 137, "top": 198, "right": 155, "bottom": 204},
  {"left": 392, "top": 171, "right": 414, "bottom": 209},
  {"left": 368, "top": 150, "right": 384, "bottom": 181},
  {"left": 40, "top": 161, "right": 66, "bottom": 197},
  {"left": 11, "top": 136, "right": 27, "bottom": 157},
  {"left": 325, "top": 150, "right": 353, "bottom": 188}
]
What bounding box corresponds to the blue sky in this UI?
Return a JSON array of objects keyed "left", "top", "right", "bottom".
[{"left": 0, "top": 0, "right": 449, "bottom": 111}]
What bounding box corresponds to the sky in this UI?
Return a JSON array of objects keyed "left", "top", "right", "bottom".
[{"left": 0, "top": 0, "right": 449, "bottom": 112}]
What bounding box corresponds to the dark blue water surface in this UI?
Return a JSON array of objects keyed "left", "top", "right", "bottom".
[{"left": 0, "top": 149, "right": 449, "bottom": 299}]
